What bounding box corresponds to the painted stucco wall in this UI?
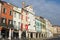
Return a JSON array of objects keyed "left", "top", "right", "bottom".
[
  {"left": 28, "top": 12, "right": 36, "bottom": 32},
  {"left": 35, "top": 19, "right": 41, "bottom": 32},
  {"left": 24, "top": 5, "right": 36, "bottom": 32},
  {"left": 13, "top": 6, "right": 21, "bottom": 30}
]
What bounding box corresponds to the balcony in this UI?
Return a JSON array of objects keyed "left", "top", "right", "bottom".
[
  {"left": 8, "top": 24, "right": 13, "bottom": 29},
  {"left": 0, "top": 23, "right": 7, "bottom": 27}
]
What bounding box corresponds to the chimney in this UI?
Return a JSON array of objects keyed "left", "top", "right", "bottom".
[{"left": 22, "top": 2, "right": 25, "bottom": 8}]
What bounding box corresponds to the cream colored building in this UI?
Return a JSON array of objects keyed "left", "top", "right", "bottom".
[
  {"left": 44, "top": 18, "right": 53, "bottom": 38},
  {"left": 39, "top": 16, "right": 46, "bottom": 38},
  {"left": 52, "top": 25, "right": 60, "bottom": 37}
]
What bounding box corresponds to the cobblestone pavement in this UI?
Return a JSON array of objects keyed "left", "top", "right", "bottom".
[
  {"left": 44, "top": 37, "right": 60, "bottom": 40},
  {"left": 0, "top": 37, "right": 60, "bottom": 40}
]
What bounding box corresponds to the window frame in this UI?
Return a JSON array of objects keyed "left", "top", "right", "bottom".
[
  {"left": 10, "top": 10, "right": 12, "bottom": 16},
  {"left": 3, "top": 8, "right": 6, "bottom": 13}
]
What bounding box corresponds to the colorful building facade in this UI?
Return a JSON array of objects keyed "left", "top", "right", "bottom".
[
  {"left": 23, "top": 5, "right": 36, "bottom": 38},
  {"left": 44, "top": 18, "right": 53, "bottom": 38},
  {"left": 13, "top": 6, "right": 21, "bottom": 30},
  {"left": 0, "top": 1, "right": 13, "bottom": 38}
]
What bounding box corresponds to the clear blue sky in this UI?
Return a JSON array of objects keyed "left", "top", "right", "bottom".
[{"left": 2, "top": 0, "right": 60, "bottom": 26}]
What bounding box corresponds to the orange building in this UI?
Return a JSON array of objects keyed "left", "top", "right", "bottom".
[
  {"left": 0, "top": 1, "right": 13, "bottom": 38},
  {"left": 0, "top": 1, "right": 13, "bottom": 32}
]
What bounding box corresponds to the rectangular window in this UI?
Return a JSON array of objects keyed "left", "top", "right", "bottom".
[
  {"left": 14, "top": 12, "right": 16, "bottom": 17},
  {"left": 1, "top": 18, "right": 6, "bottom": 23},
  {"left": 18, "top": 22, "right": 20, "bottom": 26},
  {"left": 10, "top": 10, "right": 12, "bottom": 16},
  {"left": 8, "top": 20, "right": 12, "bottom": 25},
  {"left": 3, "top": 8, "right": 6, "bottom": 13},
  {"left": 18, "top": 22, "right": 20, "bottom": 29},
  {"left": 14, "top": 21, "right": 16, "bottom": 25},
  {"left": 19, "top": 14, "right": 20, "bottom": 19}
]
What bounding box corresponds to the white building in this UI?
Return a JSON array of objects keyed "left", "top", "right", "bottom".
[
  {"left": 13, "top": 6, "right": 21, "bottom": 30},
  {"left": 24, "top": 5, "right": 36, "bottom": 38},
  {"left": 44, "top": 18, "right": 53, "bottom": 38},
  {"left": 13, "top": 6, "right": 22, "bottom": 39}
]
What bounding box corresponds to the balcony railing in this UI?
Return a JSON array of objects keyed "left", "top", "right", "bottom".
[
  {"left": 7, "top": 24, "right": 13, "bottom": 29},
  {"left": 0, "top": 23, "right": 7, "bottom": 27}
]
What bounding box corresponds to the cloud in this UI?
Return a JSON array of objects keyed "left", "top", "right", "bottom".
[
  {"left": 2, "top": 0, "right": 60, "bottom": 25},
  {"left": 33, "top": 0, "right": 60, "bottom": 25}
]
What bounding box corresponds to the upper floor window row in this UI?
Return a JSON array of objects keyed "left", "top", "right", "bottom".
[
  {"left": 14, "top": 12, "right": 21, "bottom": 19},
  {"left": 3, "top": 8, "right": 13, "bottom": 16}
]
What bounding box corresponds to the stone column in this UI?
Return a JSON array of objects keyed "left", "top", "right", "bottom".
[
  {"left": 19, "top": 30, "right": 21, "bottom": 39},
  {"left": 26, "top": 31, "right": 28, "bottom": 38},
  {"left": 33, "top": 33, "right": 36, "bottom": 38},
  {"left": 33, "top": 33, "right": 34, "bottom": 38},
  {"left": 8, "top": 29, "right": 11, "bottom": 40},
  {"left": 38, "top": 33, "right": 39, "bottom": 38}
]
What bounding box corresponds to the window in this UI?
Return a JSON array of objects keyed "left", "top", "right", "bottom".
[
  {"left": 19, "top": 14, "right": 20, "bottom": 19},
  {"left": 10, "top": 10, "right": 12, "bottom": 16},
  {"left": 18, "top": 22, "right": 20, "bottom": 29},
  {"left": 14, "top": 21, "right": 16, "bottom": 29},
  {"left": 14, "top": 21, "right": 16, "bottom": 25},
  {"left": 3, "top": 8, "right": 6, "bottom": 13},
  {"left": 18, "top": 22, "right": 20, "bottom": 26},
  {"left": 14, "top": 12, "right": 16, "bottom": 17},
  {"left": 8, "top": 20, "right": 12, "bottom": 25},
  {"left": 36, "top": 21, "right": 40, "bottom": 26},
  {"left": 1, "top": 18, "right": 6, "bottom": 23}
]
